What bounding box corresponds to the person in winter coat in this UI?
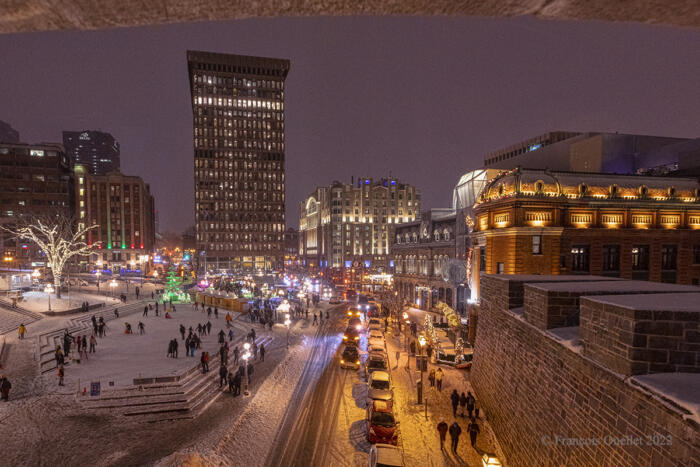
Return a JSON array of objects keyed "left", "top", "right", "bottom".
[
  {"left": 228, "top": 329, "right": 234, "bottom": 341},
  {"left": 459, "top": 392, "right": 468, "bottom": 417},
  {"left": 57, "top": 365, "right": 65, "bottom": 386},
  {"left": 184, "top": 337, "right": 191, "bottom": 357},
  {"left": 437, "top": 421, "right": 448, "bottom": 450},
  {"left": 233, "top": 371, "right": 242, "bottom": 396},
  {"left": 218, "top": 365, "right": 228, "bottom": 388},
  {"left": 89, "top": 335, "right": 97, "bottom": 353},
  {"left": 260, "top": 343, "right": 265, "bottom": 362},
  {"left": 435, "top": 368, "right": 444, "bottom": 391},
  {"left": 180, "top": 325, "right": 186, "bottom": 340},
  {"left": 467, "top": 418, "right": 480, "bottom": 447},
  {"left": 214, "top": 307, "right": 218, "bottom": 319},
  {"left": 201, "top": 352, "right": 209, "bottom": 373},
  {"left": 449, "top": 421, "right": 462, "bottom": 453},
  {"left": 218, "top": 330, "right": 225, "bottom": 344},
  {"left": 0, "top": 375, "right": 11, "bottom": 401},
  {"left": 206, "top": 321, "right": 212, "bottom": 335},
  {"left": 226, "top": 313, "right": 233, "bottom": 327},
  {"left": 450, "top": 389, "right": 460, "bottom": 417},
  {"left": 312, "top": 313, "right": 317, "bottom": 325},
  {"left": 428, "top": 369, "right": 436, "bottom": 387},
  {"left": 233, "top": 346, "right": 240, "bottom": 364},
  {"left": 18, "top": 324, "right": 26, "bottom": 339},
  {"left": 172, "top": 339, "right": 179, "bottom": 358},
  {"left": 466, "top": 391, "right": 476, "bottom": 418},
  {"left": 247, "top": 361, "right": 254, "bottom": 384},
  {"left": 143, "top": 306, "right": 148, "bottom": 317},
  {"left": 252, "top": 342, "right": 258, "bottom": 360},
  {"left": 409, "top": 340, "right": 416, "bottom": 355}
]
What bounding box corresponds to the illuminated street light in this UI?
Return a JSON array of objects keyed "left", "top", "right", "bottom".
[
  {"left": 44, "top": 283, "right": 54, "bottom": 312},
  {"left": 418, "top": 335, "right": 426, "bottom": 404},
  {"left": 109, "top": 279, "right": 118, "bottom": 298}
]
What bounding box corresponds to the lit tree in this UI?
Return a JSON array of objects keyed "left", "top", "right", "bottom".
[
  {"left": 165, "top": 265, "right": 183, "bottom": 301},
  {"left": 1, "top": 216, "right": 97, "bottom": 299}
]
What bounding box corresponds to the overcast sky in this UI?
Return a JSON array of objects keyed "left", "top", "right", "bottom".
[{"left": 1, "top": 16, "right": 699, "bottom": 233}]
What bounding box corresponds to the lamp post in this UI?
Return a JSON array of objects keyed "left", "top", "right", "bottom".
[
  {"left": 285, "top": 313, "right": 291, "bottom": 348},
  {"left": 95, "top": 270, "right": 101, "bottom": 292},
  {"left": 44, "top": 283, "right": 54, "bottom": 312},
  {"left": 109, "top": 279, "right": 117, "bottom": 298},
  {"left": 418, "top": 335, "right": 426, "bottom": 404},
  {"left": 243, "top": 342, "right": 251, "bottom": 396},
  {"left": 402, "top": 312, "right": 409, "bottom": 351}
]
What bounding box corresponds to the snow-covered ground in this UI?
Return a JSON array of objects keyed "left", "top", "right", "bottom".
[
  {"left": 18, "top": 290, "right": 120, "bottom": 313},
  {"left": 44, "top": 307, "right": 255, "bottom": 390}
]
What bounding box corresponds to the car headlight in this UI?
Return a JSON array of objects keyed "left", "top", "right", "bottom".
[
  {"left": 356, "top": 325, "right": 361, "bottom": 330},
  {"left": 343, "top": 336, "right": 347, "bottom": 340},
  {"left": 340, "top": 359, "right": 345, "bottom": 364},
  {"left": 356, "top": 360, "right": 360, "bottom": 364},
  {"left": 354, "top": 336, "right": 359, "bottom": 340}
]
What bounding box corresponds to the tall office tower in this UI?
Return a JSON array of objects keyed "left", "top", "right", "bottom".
[
  {"left": 62, "top": 130, "right": 121, "bottom": 175},
  {"left": 187, "top": 51, "right": 290, "bottom": 272},
  {"left": 0, "top": 120, "right": 20, "bottom": 143}
]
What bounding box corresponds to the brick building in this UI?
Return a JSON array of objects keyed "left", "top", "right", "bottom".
[
  {"left": 472, "top": 274, "right": 699, "bottom": 466},
  {"left": 188, "top": 51, "right": 289, "bottom": 272},
  {"left": 0, "top": 142, "right": 73, "bottom": 268},
  {"left": 74, "top": 165, "right": 155, "bottom": 271},
  {"left": 470, "top": 168, "right": 700, "bottom": 299},
  {"left": 299, "top": 177, "right": 420, "bottom": 273},
  {"left": 391, "top": 208, "right": 461, "bottom": 311},
  {"left": 283, "top": 227, "right": 299, "bottom": 269}
]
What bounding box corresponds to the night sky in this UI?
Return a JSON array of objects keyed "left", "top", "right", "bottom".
[{"left": 1, "top": 16, "right": 699, "bottom": 233}]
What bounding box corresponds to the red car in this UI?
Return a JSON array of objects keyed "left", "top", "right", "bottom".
[{"left": 367, "top": 400, "right": 399, "bottom": 445}]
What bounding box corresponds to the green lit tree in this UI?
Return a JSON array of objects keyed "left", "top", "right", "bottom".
[{"left": 165, "top": 265, "right": 183, "bottom": 302}]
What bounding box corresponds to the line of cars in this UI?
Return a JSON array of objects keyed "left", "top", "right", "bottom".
[{"left": 338, "top": 300, "right": 403, "bottom": 467}]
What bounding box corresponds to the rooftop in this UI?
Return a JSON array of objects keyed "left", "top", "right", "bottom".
[
  {"left": 581, "top": 292, "right": 700, "bottom": 311},
  {"left": 528, "top": 280, "right": 699, "bottom": 294}
]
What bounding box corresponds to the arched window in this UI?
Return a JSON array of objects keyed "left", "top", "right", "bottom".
[
  {"left": 396, "top": 234, "right": 401, "bottom": 244},
  {"left": 412, "top": 232, "right": 418, "bottom": 243},
  {"left": 434, "top": 230, "right": 440, "bottom": 241},
  {"left": 443, "top": 229, "right": 450, "bottom": 241}
]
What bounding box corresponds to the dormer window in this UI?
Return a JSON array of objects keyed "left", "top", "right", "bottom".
[{"left": 434, "top": 230, "right": 440, "bottom": 241}]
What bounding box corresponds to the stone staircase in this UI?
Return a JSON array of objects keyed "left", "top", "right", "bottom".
[
  {"left": 37, "top": 301, "right": 146, "bottom": 374},
  {"left": 79, "top": 332, "right": 275, "bottom": 422},
  {"left": 0, "top": 298, "right": 44, "bottom": 335}
]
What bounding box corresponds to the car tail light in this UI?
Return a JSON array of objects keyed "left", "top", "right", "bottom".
[
  {"left": 354, "top": 336, "right": 359, "bottom": 341},
  {"left": 356, "top": 360, "right": 360, "bottom": 364}
]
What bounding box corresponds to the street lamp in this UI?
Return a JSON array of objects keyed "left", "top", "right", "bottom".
[
  {"left": 285, "top": 313, "right": 291, "bottom": 348},
  {"left": 109, "top": 279, "right": 117, "bottom": 298},
  {"left": 44, "top": 283, "right": 54, "bottom": 312},
  {"left": 95, "top": 270, "right": 101, "bottom": 292},
  {"left": 243, "top": 342, "right": 251, "bottom": 396},
  {"left": 418, "top": 335, "right": 426, "bottom": 404}
]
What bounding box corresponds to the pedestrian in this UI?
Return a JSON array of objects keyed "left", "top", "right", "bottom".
[
  {"left": 201, "top": 351, "right": 209, "bottom": 373},
  {"left": 233, "top": 370, "right": 242, "bottom": 396},
  {"left": 18, "top": 323, "right": 26, "bottom": 339},
  {"left": 138, "top": 321, "right": 145, "bottom": 335},
  {"left": 114, "top": 307, "right": 120, "bottom": 318},
  {"left": 143, "top": 305, "right": 148, "bottom": 317},
  {"left": 214, "top": 307, "right": 218, "bottom": 319},
  {"left": 180, "top": 324, "right": 186, "bottom": 340},
  {"left": 226, "top": 312, "right": 232, "bottom": 327},
  {"left": 206, "top": 321, "right": 212, "bottom": 335},
  {"left": 228, "top": 329, "right": 234, "bottom": 342},
  {"left": 459, "top": 392, "right": 467, "bottom": 417},
  {"left": 233, "top": 346, "right": 239, "bottom": 364},
  {"left": 305, "top": 308, "right": 309, "bottom": 319},
  {"left": 410, "top": 340, "right": 416, "bottom": 355},
  {"left": 313, "top": 313, "right": 317, "bottom": 325},
  {"left": 467, "top": 418, "right": 480, "bottom": 448},
  {"left": 155, "top": 301, "right": 159, "bottom": 314},
  {"left": 449, "top": 421, "right": 462, "bottom": 453},
  {"left": 228, "top": 372, "right": 235, "bottom": 393},
  {"left": 436, "top": 368, "right": 444, "bottom": 391},
  {"left": 325, "top": 311, "right": 329, "bottom": 320},
  {"left": 429, "top": 369, "right": 436, "bottom": 387},
  {"left": 466, "top": 391, "right": 476, "bottom": 418},
  {"left": 54, "top": 345, "right": 63, "bottom": 366},
  {"left": 89, "top": 334, "right": 97, "bottom": 353},
  {"left": 218, "top": 329, "right": 225, "bottom": 344},
  {"left": 172, "top": 339, "right": 179, "bottom": 358},
  {"left": 91, "top": 315, "right": 98, "bottom": 334},
  {"left": 247, "top": 361, "right": 253, "bottom": 384},
  {"left": 426, "top": 345, "right": 433, "bottom": 360},
  {"left": 57, "top": 365, "right": 65, "bottom": 386},
  {"left": 219, "top": 364, "right": 228, "bottom": 388},
  {"left": 250, "top": 328, "right": 256, "bottom": 342},
  {"left": 437, "top": 421, "right": 448, "bottom": 450},
  {"left": 450, "top": 389, "right": 460, "bottom": 417},
  {"left": 252, "top": 342, "right": 258, "bottom": 360},
  {"left": 207, "top": 307, "right": 212, "bottom": 319},
  {"left": 260, "top": 343, "right": 265, "bottom": 362}
]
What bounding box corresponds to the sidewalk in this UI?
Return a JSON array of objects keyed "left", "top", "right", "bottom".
[{"left": 385, "top": 326, "right": 504, "bottom": 466}]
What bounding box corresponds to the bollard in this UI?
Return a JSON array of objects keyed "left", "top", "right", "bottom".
[{"left": 425, "top": 397, "right": 428, "bottom": 420}]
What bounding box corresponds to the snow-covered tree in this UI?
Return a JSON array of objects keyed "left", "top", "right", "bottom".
[{"left": 1, "top": 216, "right": 97, "bottom": 299}]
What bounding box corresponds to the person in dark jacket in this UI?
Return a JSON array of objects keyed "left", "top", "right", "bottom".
[
  {"left": 0, "top": 375, "right": 11, "bottom": 401},
  {"left": 260, "top": 343, "right": 265, "bottom": 362},
  {"left": 466, "top": 391, "right": 476, "bottom": 419},
  {"left": 459, "top": 392, "right": 468, "bottom": 417},
  {"left": 172, "top": 339, "right": 179, "bottom": 358},
  {"left": 179, "top": 324, "right": 186, "bottom": 340},
  {"left": 437, "top": 421, "right": 448, "bottom": 450},
  {"left": 450, "top": 389, "right": 460, "bottom": 417},
  {"left": 467, "top": 418, "right": 480, "bottom": 447},
  {"left": 218, "top": 365, "right": 228, "bottom": 388},
  {"left": 218, "top": 329, "right": 225, "bottom": 344},
  {"left": 449, "top": 421, "right": 462, "bottom": 453}
]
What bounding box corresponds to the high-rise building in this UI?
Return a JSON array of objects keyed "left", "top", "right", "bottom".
[
  {"left": 299, "top": 177, "right": 420, "bottom": 272},
  {"left": 0, "top": 142, "right": 73, "bottom": 268},
  {"left": 187, "top": 50, "right": 289, "bottom": 272},
  {"left": 0, "top": 120, "right": 20, "bottom": 143},
  {"left": 73, "top": 165, "right": 155, "bottom": 271},
  {"left": 63, "top": 130, "right": 120, "bottom": 175}
]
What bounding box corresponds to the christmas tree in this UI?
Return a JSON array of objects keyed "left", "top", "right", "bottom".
[{"left": 165, "top": 265, "right": 184, "bottom": 302}]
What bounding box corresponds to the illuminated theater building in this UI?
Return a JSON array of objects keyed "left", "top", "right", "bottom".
[{"left": 470, "top": 168, "right": 700, "bottom": 298}]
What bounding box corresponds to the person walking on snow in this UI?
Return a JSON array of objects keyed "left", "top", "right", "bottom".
[
  {"left": 437, "top": 421, "right": 448, "bottom": 450},
  {"left": 449, "top": 421, "right": 462, "bottom": 453},
  {"left": 57, "top": 365, "right": 65, "bottom": 386},
  {"left": 143, "top": 306, "right": 148, "bottom": 317},
  {"left": 312, "top": 313, "right": 318, "bottom": 325},
  {"left": 206, "top": 321, "right": 212, "bottom": 335},
  {"left": 228, "top": 329, "right": 234, "bottom": 342},
  {"left": 214, "top": 307, "right": 218, "bottom": 319},
  {"left": 233, "top": 346, "right": 239, "bottom": 365},
  {"left": 218, "top": 365, "right": 228, "bottom": 388},
  {"left": 260, "top": 343, "right": 265, "bottom": 362},
  {"left": 466, "top": 391, "right": 476, "bottom": 419},
  {"left": 467, "top": 418, "right": 480, "bottom": 448},
  {"left": 428, "top": 369, "right": 436, "bottom": 388},
  {"left": 459, "top": 392, "right": 467, "bottom": 417},
  {"left": 89, "top": 335, "right": 97, "bottom": 353},
  {"left": 252, "top": 342, "right": 258, "bottom": 360},
  {"left": 179, "top": 324, "right": 186, "bottom": 340},
  {"left": 226, "top": 313, "right": 232, "bottom": 327},
  {"left": 18, "top": 324, "right": 26, "bottom": 339},
  {"left": 435, "top": 367, "right": 444, "bottom": 391},
  {"left": 450, "top": 389, "right": 460, "bottom": 417}
]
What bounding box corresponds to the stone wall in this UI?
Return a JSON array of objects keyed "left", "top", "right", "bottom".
[
  {"left": 471, "top": 275, "right": 700, "bottom": 467},
  {"left": 580, "top": 295, "right": 700, "bottom": 376}
]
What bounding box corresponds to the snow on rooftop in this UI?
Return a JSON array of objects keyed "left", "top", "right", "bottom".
[
  {"left": 547, "top": 326, "right": 583, "bottom": 354},
  {"left": 632, "top": 373, "right": 700, "bottom": 424},
  {"left": 582, "top": 293, "right": 700, "bottom": 311},
  {"left": 528, "top": 280, "right": 699, "bottom": 293},
  {"left": 487, "top": 274, "right": 622, "bottom": 283}
]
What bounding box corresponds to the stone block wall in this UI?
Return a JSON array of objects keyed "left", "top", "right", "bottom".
[
  {"left": 473, "top": 275, "right": 700, "bottom": 466},
  {"left": 580, "top": 297, "right": 700, "bottom": 376},
  {"left": 523, "top": 286, "right": 580, "bottom": 329}
]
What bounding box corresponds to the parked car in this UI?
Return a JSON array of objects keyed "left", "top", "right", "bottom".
[
  {"left": 367, "top": 400, "right": 399, "bottom": 445},
  {"left": 365, "top": 352, "right": 388, "bottom": 374},
  {"left": 368, "top": 443, "right": 403, "bottom": 467},
  {"left": 367, "top": 370, "right": 393, "bottom": 403},
  {"left": 368, "top": 342, "right": 385, "bottom": 354},
  {"left": 343, "top": 326, "right": 360, "bottom": 345},
  {"left": 368, "top": 336, "right": 385, "bottom": 348},
  {"left": 367, "top": 318, "right": 382, "bottom": 331},
  {"left": 368, "top": 329, "right": 384, "bottom": 341},
  {"left": 340, "top": 345, "right": 361, "bottom": 370},
  {"left": 329, "top": 296, "right": 342, "bottom": 304}
]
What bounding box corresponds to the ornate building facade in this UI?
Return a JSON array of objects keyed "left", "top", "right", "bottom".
[{"left": 470, "top": 168, "right": 700, "bottom": 299}]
